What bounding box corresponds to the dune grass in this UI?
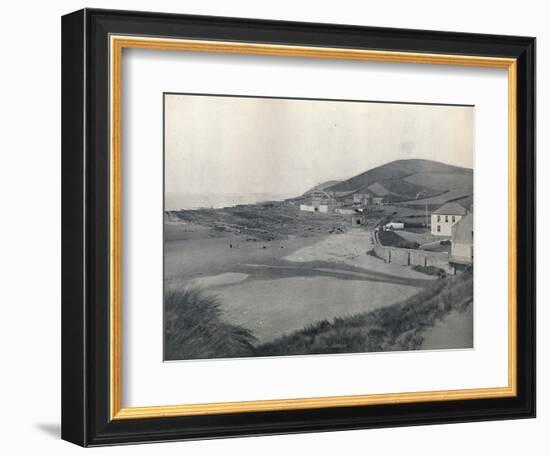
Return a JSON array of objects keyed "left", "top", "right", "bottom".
[
  {"left": 164, "top": 287, "right": 257, "bottom": 360},
  {"left": 165, "top": 272, "right": 472, "bottom": 360},
  {"left": 254, "top": 272, "right": 473, "bottom": 356}
]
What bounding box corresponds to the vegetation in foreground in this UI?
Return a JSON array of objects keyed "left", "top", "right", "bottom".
[
  {"left": 164, "top": 272, "right": 473, "bottom": 360},
  {"left": 255, "top": 271, "right": 473, "bottom": 356},
  {"left": 164, "top": 288, "right": 256, "bottom": 360}
]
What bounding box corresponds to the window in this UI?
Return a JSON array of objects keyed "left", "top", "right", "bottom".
[
  {"left": 445, "top": 215, "right": 449, "bottom": 223},
  {"left": 437, "top": 225, "right": 441, "bottom": 232},
  {"left": 452, "top": 216, "right": 456, "bottom": 222},
  {"left": 437, "top": 215, "right": 441, "bottom": 222}
]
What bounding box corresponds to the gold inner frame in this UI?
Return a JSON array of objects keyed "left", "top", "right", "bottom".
[{"left": 109, "top": 35, "right": 518, "bottom": 420}]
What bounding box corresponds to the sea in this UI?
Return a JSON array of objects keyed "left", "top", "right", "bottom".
[{"left": 165, "top": 192, "right": 297, "bottom": 211}]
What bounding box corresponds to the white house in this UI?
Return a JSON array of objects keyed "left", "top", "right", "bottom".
[
  {"left": 451, "top": 213, "right": 474, "bottom": 263},
  {"left": 352, "top": 193, "right": 372, "bottom": 206},
  {"left": 431, "top": 202, "right": 468, "bottom": 236},
  {"left": 383, "top": 222, "right": 405, "bottom": 231},
  {"left": 299, "top": 190, "right": 337, "bottom": 214}
]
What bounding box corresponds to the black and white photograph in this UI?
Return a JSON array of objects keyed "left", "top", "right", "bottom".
[{"left": 164, "top": 94, "right": 475, "bottom": 361}]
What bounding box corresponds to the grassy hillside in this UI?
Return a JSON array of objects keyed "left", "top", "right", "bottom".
[
  {"left": 326, "top": 159, "right": 472, "bottom": 195},
  {"left": 398, "top": 189, "right": 473, "bottom": 209},
  {"left": 303, "top": 180, "right": 342, "bottom": 195},
  {"left": 369, "top": 178, "right": 443, "bottom": 201},
  {"left": 404, "top": 172, "right": 473, "bottom": 191},
  {"left": 255, "top": 272, "right": 473, "bottom": 356}
]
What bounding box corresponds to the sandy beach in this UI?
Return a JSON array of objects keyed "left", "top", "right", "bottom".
[
  {"left": 165, "top": 220, "right": 434, "bottom": 343},
  {"left": 284, "top": 229, "right": 437, "bottom": 281}
]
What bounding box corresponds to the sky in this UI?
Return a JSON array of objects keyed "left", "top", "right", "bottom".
[{"left": 164, "top": 94, "right": 474, "bottom": 196}]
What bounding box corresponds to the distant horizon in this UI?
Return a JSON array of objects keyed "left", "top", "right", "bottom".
[
  {"left": 166, "top": 158, "right": 473, "bottom": 200},
  {"left": 165, "top": 95, "right": 474, "bottom": 196}
]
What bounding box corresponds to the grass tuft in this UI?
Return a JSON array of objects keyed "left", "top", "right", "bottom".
[{"left": 164, "top": 287, "right": 257, "bottom": 360}]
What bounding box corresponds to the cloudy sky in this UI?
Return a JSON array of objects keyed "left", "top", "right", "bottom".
[{"left": 165, "top": 94, "right": 473, "bottom": 196}]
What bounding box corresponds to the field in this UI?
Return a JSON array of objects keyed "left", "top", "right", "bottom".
[
  {"left": 397, "top": 189, "right": 473, "bottom": 209},
  {"left": 404, "top": 172, "right": 473, "bottom": 191}
]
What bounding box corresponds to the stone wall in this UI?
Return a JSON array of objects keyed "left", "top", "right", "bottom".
[{"left": 373, "top": 243, "right": 453, "bottom": 274}]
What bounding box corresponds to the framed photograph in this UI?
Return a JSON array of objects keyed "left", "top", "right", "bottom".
[{"left": 61, "top": 8, "right": 536, "bottom": 446}]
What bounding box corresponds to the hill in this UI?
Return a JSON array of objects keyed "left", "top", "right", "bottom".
[
  {"left": 324, "top": 159, "right": 472, "bottom": 203},
  {"left": 302, "top": 180, "right": 342, "bottom": 195}
]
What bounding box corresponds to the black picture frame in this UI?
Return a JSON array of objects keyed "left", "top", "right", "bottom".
[{"left": 62, "top": 8, "right": 536, "bottom": 447}]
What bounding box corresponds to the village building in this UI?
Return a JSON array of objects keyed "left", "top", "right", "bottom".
[
  {"left": 299, "top": 190, "right": 337, "bottom": 214},
  {"left": 431, "top": 202, "right": 468, "bottom": 236},
  {"left": 352, "top": 192, "right": 372, "bottom": 206},
  {"left": 351, "top": 213, "right": 366, "bottom": 227},
  {"left": 450, "top": 213, "right": 474, "bottom": 263},
  {"left": 383, "top": 222, "right": 405, "bottom": 231},
  {"left": 336, "top": 207, "right": 355, "bottom": 215},
  {"left": 372, "top": 196, "right": 384, "bottom": 206}
]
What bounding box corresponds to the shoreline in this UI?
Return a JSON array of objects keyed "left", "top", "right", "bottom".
[{"left": 165, "top": 218, "right": 437, "bottom": 343}]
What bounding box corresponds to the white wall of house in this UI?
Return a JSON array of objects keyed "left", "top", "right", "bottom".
[
  {"left": 431, "top": 213, "right": 462, "bottom": 236},
  {"left": 300, "top": 204, "right": 331, "bottom": 213},
  {"left": 452, "top": 242, "right": 474, "bottom": 262},
  {"left": 337, "top": 208, "right": 355, "bottom": 215}
]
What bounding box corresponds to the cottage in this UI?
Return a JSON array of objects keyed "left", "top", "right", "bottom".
[
  {"left": 351, "top": 214, "right": 366, "bottom": 227},
  {"left": 352, "top": 193, "right": 363, "bottom": 204},
  {"left": 299, "top": 190, "right": 337, "bottom": 214},
  {"left": 383, "top": 222, "right": 405, "bottom": 231},
  {"left": 372, "top": 196, "right": 384, "bottom": 206},
  {"left": 336, "top": 207, "right": 355, "bottom": 215},
  {"left": 352, "top": 193, "right": 372, "bottom": 206},
  {"left": 431, "top": 202, "right": 468, "bottom": 236},
  {"left": 451, "top": 213, "right": 473, "bottom": 263}
]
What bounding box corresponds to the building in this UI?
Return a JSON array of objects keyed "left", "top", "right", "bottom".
[
  {"left": 431, "top": 202, "right": 468, "bottom": 236},
  {"left": 451, "top": 213, "right": 473, "bottom": 263},
  {"left": 383, "top": 222, "right": 405, "bottom": 231},
  {"left": 372, "top": 196, "right": 384, "bottom": 206},
  {"left": 351, "top": 214, "right": 366, "bottom": 227},
  {"left": 352, "top": 193, "right": 372, "bottom": 206},
  {"left": 299, "top": 190, "right": 337, "bottom": 213},
  {"left": 336, "top": 207, "right": 355, "bottom": 215}
]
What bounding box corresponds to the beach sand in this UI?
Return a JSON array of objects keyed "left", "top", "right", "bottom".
[
  {"left": 165, "top": 221, "right": 435, "bottom": 343},
  {"left": 284, "top": 229, "right": 437, "bottom": 281}
]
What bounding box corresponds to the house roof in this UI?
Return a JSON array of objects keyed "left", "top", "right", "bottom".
[
  {"left": 433, "top": 202, "right": 468, "bottom": 216},
  {"left": 452, "top": 213, "right": 473, "bottom": 243}
]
